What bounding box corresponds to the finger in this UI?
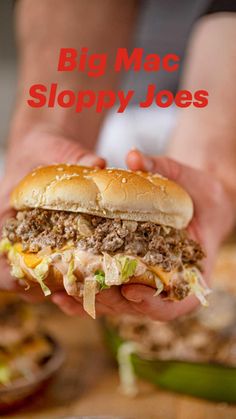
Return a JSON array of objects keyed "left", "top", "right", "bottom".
[
  {"left": 52, "top": 291, "right": 116, "bottom": 317},
  {"left": 19, "top": 292, "right": 45, "bottom": 303},
  {"left": 126, "top": 149, "right": 194, "bottom": 190},
  {"left": 95, "top": 287, "right": 137, "bottom": 315},
  {"left": 0, "top": 257, "right": 23, "bottom": 292},
  {"left": 126, "top": 149, "right": 206, "bottom": 244},
  {"left": 126, "top": 149, "right": 222, "bottom": 209},
  {"left": 127, "top": 150, "right": 234, "bottom": 250},
  {"left": 78, "top": 153, "right": 106, "bottom": 168},
  {"left": 52, "top": 292, "right": 87, "bottom": 316},
  {"left": 74, "top": 293, "right": 118, "bottom": 316},
  {"left": 0, "top": 256, "right": 47, "bottom": 302},
  {"left": 45, "top": 140, "right": 106, "bottom": 168},
  {"left": 126, "top": 149, "right": 156, "bottom": 172},
  {"left": 122, "top": 284, "right": 199, "bottom": 321},
  {"left": 74, "top": 288, "right": 136, "bottom": 316},
  {"left": 7, "top": 131, "right": 107, "bottom": 182}
]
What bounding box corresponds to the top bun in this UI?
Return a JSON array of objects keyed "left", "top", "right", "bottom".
[{"left": 11, "top": 165, "right": 193, "bottom": 229}]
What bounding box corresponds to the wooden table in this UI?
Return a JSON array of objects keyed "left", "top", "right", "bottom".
[{"left": 3, "top": 244, "right": 236, "bottom": 419}]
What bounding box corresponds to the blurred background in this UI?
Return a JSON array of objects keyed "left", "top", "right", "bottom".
[
  {"left": 0, "top": 0, "right": 209, "bottom": 171},
  {"left": 0, "top": 1, "right": 16, "bottom": 174},
  {"left": 1, "top": 1, "right": 236, "bottom": 418}
]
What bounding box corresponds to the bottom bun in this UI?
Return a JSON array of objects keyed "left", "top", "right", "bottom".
[
  {"left": 128, "top": 273, "right": 157, "bottom": 288},
  {"left": 23, "top": 266, "right": 67, "bottom": 294},
  {"left": 23, "top": 266, "right": 156, "bottom": 296}
]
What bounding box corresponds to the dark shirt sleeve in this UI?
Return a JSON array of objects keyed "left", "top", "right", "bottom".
[{"left": 205, "top": 0, "right": 236, "bottom": 14}]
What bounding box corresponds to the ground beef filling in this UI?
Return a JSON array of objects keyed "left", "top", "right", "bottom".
[{"left": 3, "top": 209, "right": 204, "bottom": 272}]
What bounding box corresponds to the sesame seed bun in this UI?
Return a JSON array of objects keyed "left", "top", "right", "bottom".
[{"left": 10, "top": 164, "right": 193, "bottom": 229}]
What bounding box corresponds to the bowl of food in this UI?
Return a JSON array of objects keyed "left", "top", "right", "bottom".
[
  {"left": 103, "top": 291, "right": 236, "bottom": 403},
  {"left": 0, "top": 293, "right": 64, "bottom": 412},
  {"left": 0, "top": 334, "right": 64, "bottom": 412}
]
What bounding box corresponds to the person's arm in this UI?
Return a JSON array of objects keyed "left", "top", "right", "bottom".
[
  {"left": 53, "top": 11, "right": 236, "bottom": 320},
  {"left": 168, "top": 13, "right": 236, "bottom": 209},
  {"left": 0, "top": 0, "right": 138, "bottom": 297},
  {"left": 119, "top": 13, "right": 236, "bottom": 320},
  {"left": 6, "top": 0, "right": 137, "bottom": 180}
]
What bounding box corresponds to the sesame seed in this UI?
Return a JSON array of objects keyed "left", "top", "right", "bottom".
[
  {"left": 122, "top": 178, "right": 127, "bottom": 183},
  {"left": 153, "top": 173, "right": 164, "bottom": 179}
]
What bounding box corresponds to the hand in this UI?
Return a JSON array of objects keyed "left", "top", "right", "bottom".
[
  {"left": 52, "top": 149, "right": 235, "bottom": 320},
  {"left": 0, "top": 124, "right": 105, "bottom": 302},
  {"left": 120, "top": 149, "right": 235, "bottom": 320}
]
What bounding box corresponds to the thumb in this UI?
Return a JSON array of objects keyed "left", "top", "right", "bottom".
[
  {"left": 7, "top": 130, "right": 106, "bottom": 183},
  {"left": 28, "top": 131, "right": 106, "bottom": 168},
  {"left": 126, "top": 149, "right": 210, "bottom": 203},
  {"left": 126, "top": 149, "right": 234, "bottom": 250},
  {"left": 5, "top": 130, "right": 106, "bottom": 199}
]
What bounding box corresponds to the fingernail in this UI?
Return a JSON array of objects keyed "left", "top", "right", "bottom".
[
  {"left": 51, "top": 294, "right": 62, "bottom": 304},
  {"left": 124, "top": 291, "right": 142, "bottom": 303},
  {"left": 128, "top": 297, "right": 142, "bottom": 303},
  {"left": 78, "top": 153, "right": 105, "bottom": 166},
  {"left": 142, "top": 155, "right": 154, "bottom": 172},
  {"left": 78, "top": 154, "right": 100, "bottom": 166}
]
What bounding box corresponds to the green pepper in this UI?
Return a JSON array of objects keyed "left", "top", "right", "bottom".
[{"left": 103, "top": 323, "right": 236, "bottom": 403}]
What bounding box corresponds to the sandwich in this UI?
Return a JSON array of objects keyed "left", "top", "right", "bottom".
[{"left": 0, "top": 164, "right": 209, "bottom": 318}]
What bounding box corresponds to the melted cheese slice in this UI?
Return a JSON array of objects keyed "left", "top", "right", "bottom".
[
  {"left": 149, "top": 265, "right": 176, "bottom": 285},
  {"left": 13, "top": 243, "right": 42, "bottom": 268},
  {"left": 12, "top": 243, "right": 175, "bottom": 286}
]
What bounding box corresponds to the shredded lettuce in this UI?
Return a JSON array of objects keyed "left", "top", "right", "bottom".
[
  {"left": 62, "top": 249, "right": 73, "bottom": 263},
  {"left": 8, "top": 246, "right": 27, "bottom": 282},
  {"left": 117, "top": 342, "right": 139, "bottom": 397},
  {"left": 118, "top": 257, "right": 138, "bottom": 282},
  {"left": 103, "top": 253, "right": 121, "bottom": 285},
  {"left": 103, "top": 254, "right": 138, "bottom": 286},
  {"left": 63, "top": 258, "right": 81, "bottom": 296},
  {"left": 83, "top": 278, "right": 97, "bottom": 319},
  {"left": 33, "top": 258, "right": 51, "bottom": 296},
  {"left": 36, "top": 278, "right": 51, "bottom": 297},
  {"left": 0, "top": 364, "right": 11, "bottom": 385},
  {"left": 154, "top": 276, "right": 164, "bottom": 296},
  {"left": 94, "top": 270, "right": 109, "bottom": 291},
  {"left": 11, "top": 264, "right": 25, "bottom": 279},
  {"left": 0, "top": 238, "right": 12, "bottom": 253},
  {"left": 1, "top": 242, "right": 31, "bottom": 291},
  {"left": 22, "top": 280, "right": 31, "bottom": 291},
  {"left": 8, "top": 246, "right": 19, "bottom": 262},
  {"left": 184, "top": 267, "right": 211, "bottom": 306},
  {"left": 67, "top": 259, "right": 77, "bottom": 284}
]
